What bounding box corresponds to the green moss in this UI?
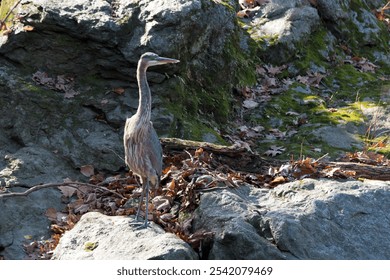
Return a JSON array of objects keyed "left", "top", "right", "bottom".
[
  {"left": 293, "top": 28, "right": 330, "bottom": 73},
  {"left": 335, "top": 1, "right": 390, "bottom": 67},
  {"left": 215, "top": 0, "right": 236, "bottom": 12},
  {"left": 161, "top": 15, "right": 257, "bottom": 140},
  {"left": 165, "top": 79, "right": 227, "bottom": 142}
]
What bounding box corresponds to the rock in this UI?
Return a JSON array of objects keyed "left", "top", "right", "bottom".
[
  {"left": 0, "top": 0, "right": 247, "bottom": 184},
  {"left": 360, "top": 105, "right": 390, "bottom": 137},
  {"left": 0, "top": 187, "right": 64, "bottom": 260},
  {"left": 311, "top": 126, "right": 364, "bottom": 150},
  {"left": 246, "top": 0, "right": 320, "bottom": 63},
  {"left": 193, "top": 186, "right": 292, "bottom": 259},
  {"left": 0, "top": 0, "right": 246, "bottom": 260},
  {"left": 0, "top": 146, "right": 82, "bottom": 187},
  {"left": 261, "top": 179, "right": 390, "bottom": 259},
  {"left": 51, "top": 212, "right": 198, "bottom": 260},
  {"left": 1, "top": 0, "right": 389, "bottom": 261},
  {"left": 194, "top": 179, "right": 390, "bottom": 259},
  {"left": 316, "top": 0, "right": 386, "bottom": 47},
  {"left": 244, "top": 0, "right": 389, "bottom": 66}
]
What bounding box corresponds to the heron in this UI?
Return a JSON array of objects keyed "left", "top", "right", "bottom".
[{"left": 124, "top": 52, "right": 179, "bottom": 228}]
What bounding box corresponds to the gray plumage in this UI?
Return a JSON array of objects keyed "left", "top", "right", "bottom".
[{"left": 124, "top": 52, "right": 179, "bottom": 227}]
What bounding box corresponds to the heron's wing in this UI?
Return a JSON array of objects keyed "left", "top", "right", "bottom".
[{"left": 149, "top": 124, "right": 163, "bottom": 177}]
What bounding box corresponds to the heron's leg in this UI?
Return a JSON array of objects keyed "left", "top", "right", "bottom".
[
  {"left": 143, "top": 180, "right": 150, "bottom": 228},
  {"left": 135, "top": 181, "right": 146, "bottom": 221}
]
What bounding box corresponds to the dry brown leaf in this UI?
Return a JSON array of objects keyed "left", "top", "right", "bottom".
[
  {"left": 152, "top": 196, "right": 172, "bottom": 211},
  {"left": 194, "top": 148, "right": 204, "bottom": 158},
  {"left": 80, "top": 165, "right": 95, "bottom": 177},
  {"left": 0, "top": 22, "right": 7, "bottom": 31},
  {"left": 239, "top": 0, "right": 256, "bottom": 9},
  {"left": 45, "top": 208, "right": 57, "bottom": 222},
  {"left": 265, "top": 65, "right": 285, "bottom": 76},
  {"left": 58, "top": 185, "right": 77, "bottom": 198},
  {"left": 51, "top": 224, "right": 65, "bottom": 234},
  {"left": 270, "top": 176, "right": 286, "bottom": 185},
  {"left": 74, "top": 203, "right": 89, "bottom": 214},
  {"left": 113, "top": 87, "right": 125, "bottom": 95},
  {"left": 264, "top": 77, "right": 277, "bottom": 87},
  {"left": 23, "top": 25, "right": 34, "bottom": 31},
  {"left": 2, "top": 29, "right": 12, "bottom": 35},
  {"left": 256, "top": 65, "right": 267, "bottom": 76}
]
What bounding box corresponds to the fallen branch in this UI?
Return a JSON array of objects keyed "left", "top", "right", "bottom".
[
  {"left": 0, "top": 181, "right": 125, "bottom": 199},
  {"left": 161, "top": 137, "right": 279, "bottom": 173},
  {"left": 0, "top": 0, "right": 23, "bottom": 24},
  {"left": 161, "top": 137, "right": 249, "bottom": 156},
  {"left": 321, "top": 161, "right": 390, "bottom": 181}
]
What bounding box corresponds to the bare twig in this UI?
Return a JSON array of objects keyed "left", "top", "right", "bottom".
[
  {"left": 1, "top": 0, "right": 23, "bottom": 23},
  {"left": 312, "top": 153, "right": 329, "bottom": 164},
  {"left": 0, "top": 181, "right": 125, "bottom": 199}
]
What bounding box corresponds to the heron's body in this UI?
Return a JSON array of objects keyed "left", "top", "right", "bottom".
[{"left": 124, "top": 52, "right": 179, "bottom": 227}]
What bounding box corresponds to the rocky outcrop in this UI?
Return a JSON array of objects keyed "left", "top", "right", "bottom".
[
  {"left": 194, "top": 178, "right": 390, "bottom": 259},
  {"left": 0, "top": 0, "right": 244, "bottom": 185},
  {"left": 51, "top": 212, "right": 198, "bottom": 260},
  {"left": 50, "top": 178, "right": 390, "bottom": 260},
  {"left": 1, "top": 0, "right": 389, "bottom": 260},
  {"left": 0, "top": 0, "right": 245, "bottom": 259},
  {"left": 0, "top": 186, "right": 63, "bottom": 260},
  {"left": 243, "top": 0, "right": 389, "bottom": 65}
]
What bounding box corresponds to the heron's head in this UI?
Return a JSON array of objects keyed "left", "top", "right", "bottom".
[{"left": 140, "top": 52, "right": 180, "bottom": 67}]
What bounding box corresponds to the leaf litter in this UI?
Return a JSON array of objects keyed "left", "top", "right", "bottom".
[
  {"left": 24, "top": 141, "right": 390, "bottom": 259},
  {"left": 32, "top": 71, "right": 79, "bottom": 98}
]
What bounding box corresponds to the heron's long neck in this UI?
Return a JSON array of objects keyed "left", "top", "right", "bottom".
[{"left": 136, "top": 61, "right": 151, "bottom": 125}]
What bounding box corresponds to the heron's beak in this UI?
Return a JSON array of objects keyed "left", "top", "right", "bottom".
[{"left": 155, "top": 56, "right": 180, "bottom": 64}]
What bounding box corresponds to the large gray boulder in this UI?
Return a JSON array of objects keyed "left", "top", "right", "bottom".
[
  {"left": 243, "top": 0, "right": 389, "bottom": 65},
  {"left": 0, "top": 0, "right": 244, "bottom": 260},
  {"left": 194, "top": 178, "right": 390, "bottom": 259},
  {"left": 0, "top": 187, "right": 64, "bottom": 260},
  {"left": 0, "top": 0, "right": 245, "bottom": 182},
  {"left": 51, "top": 212, "right": 198, "bottom": 260},
  {"left": 1, "top": 0, "right": 389, "bottom": 261}
]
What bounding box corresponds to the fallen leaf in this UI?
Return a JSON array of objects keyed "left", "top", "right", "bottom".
[
  {"left": 58, "top": 186, "right": 77, "bottom": 198},
  {"left": 152, "top": 196, "right": 172, "bottom": 211},
  {"left": 270, "top": 176, "right": 286, "bottom": 185},
  {"left": 74, "top": 203, "right": 89, "bottom": 214},
  {"left": 45, "top": 208, "right": 58, "bottom": 222},
  {"left": 80, "top": 165, "right": 94, "bottom": 177},
  {"left": 51, "top": 224, "right": 65, "bottom": 234},
  {"left": 113, "top": 87, "right": 125, "bottom": 95},
  {"left": 264, "top": 77, "right": 277, "bottom": 87},
  {"left": 239, "top": 0, "right": 256, "bottom": 9},
  {"left": 64, "top": 89, "right": 79, "bottom": 99},
  {"left": 2, "top": 29, "right": 12, "bottom": 35},
  {"left": 264, "top": 145, "right": 285, "bottom": 157},
  {"left": 297, "top": 75, "right": 309, "bottom": 85},
  {"left": 265, "top": 65, "right": 285, "bottom": 76},
  {"left": 194, "top": 148, "right": 204, "bottom": 157},
  {"left": 23, "top": 25, "right": 34, "bottom": 31}
]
